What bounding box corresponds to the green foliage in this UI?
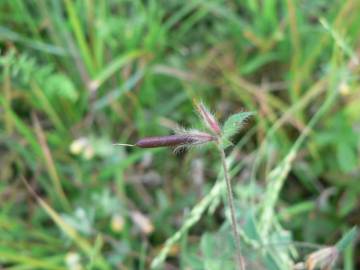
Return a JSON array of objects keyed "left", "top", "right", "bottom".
[
  {"left": 200, "top": 232, "right": 235, "bottom": 270},
  {"left": 315, "top": 111, "right": 358, "bottom": 173},
  {"left": 0, "top": 50, "right": 78, "bottom": 103},
  {"left": 1, "top": 0, "right": 359, "bottom": 269},
  {"left": 221, "top": 111, "right": 255, "bottom": 148},
  {"left": 336, "top": 227, "right": 358, "bottom": 252}
]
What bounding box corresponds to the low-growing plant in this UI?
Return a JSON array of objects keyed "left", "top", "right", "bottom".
[{"left": 115, "top": 101, "right": 254, "bottom": 270}]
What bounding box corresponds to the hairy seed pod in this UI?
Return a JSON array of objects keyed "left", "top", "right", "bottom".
[
  {"left": 135, "top": 133, "right": 215, "bottom": 148},
  {"left": 195, "top": 102, "right": 221, "bottom": 135}
]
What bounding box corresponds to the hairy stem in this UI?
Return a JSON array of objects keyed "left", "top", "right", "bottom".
[{"left": 218, "top": 145, "right": 245, "bottom": 270}]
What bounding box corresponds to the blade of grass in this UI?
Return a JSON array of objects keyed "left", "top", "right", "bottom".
[
  {"left": 259, "top": 72, "right": 339, "bottom": 237},
  {"left": 21, "top": 177, "right": 111, "bottom": 270},
  {"left": 90, "top": 50, "right": 143, "bottom": 91},
  {"left": 0, "top": 26, "right": 67, "bottom": 55},
  {"left": 30, "top": 81, "right": 66, "bottom": 133},
  {"left": 2, "top": 60, "right": 13, "bottom": 134},
  {"left": 32, "top": 113, "right": 70, "bottom": 210},
  {"left": 0, "top": 249, "right": 65, "bottom": 270},
  {"left": 63, "top": 0, "right": 96, "bottom": 75}
]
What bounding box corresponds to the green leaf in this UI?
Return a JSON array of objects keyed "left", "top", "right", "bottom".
[
  {"left": 221, "top": 111, "right": 255, "bottom": 145},
  {"left": 45, "top": 73, "right": 78, "bottom": 102},
  {"left": 337, "top": 143, "right": 357, "bottom": 173},
  {"left": 200, "top": 232, "right": 235, "bottom": 270},
  {"left": 335, "top": 227, "right": 358, "bottom": 252}
]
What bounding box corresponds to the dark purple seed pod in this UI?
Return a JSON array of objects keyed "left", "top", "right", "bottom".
[
  {"left": 135, "top": 135, "right": 195, "bottom": 148},
  {"left": 135, "top": 132, "right": 216, "bottom": 148}
]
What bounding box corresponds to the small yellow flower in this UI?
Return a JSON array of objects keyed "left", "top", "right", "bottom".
[
  {"left": 70, "top": 137, "right": 88, "bottom": 155},
  {"left": 111, "top": 214, "right": 125, "bottom": 232},
  {"left": 339, "top": 82, "right": 350, "bottom": 96}
]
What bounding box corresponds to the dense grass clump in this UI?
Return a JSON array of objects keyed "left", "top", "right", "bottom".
[{"left": 0, "top": 1, "right": 359, "bottom": 269}]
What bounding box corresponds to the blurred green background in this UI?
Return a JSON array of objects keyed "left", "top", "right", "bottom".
[{"left": 0, "top": 0, "right": 359, "bottom": 269}]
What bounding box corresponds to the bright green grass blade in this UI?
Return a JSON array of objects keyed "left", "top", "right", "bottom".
[{"left": 336, "top": 227, "right": 358, "bottom": 252}]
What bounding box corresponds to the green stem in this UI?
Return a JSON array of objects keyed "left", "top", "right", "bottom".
[{"left": 218, "top": 145, "right": 245, "bottom": 270}]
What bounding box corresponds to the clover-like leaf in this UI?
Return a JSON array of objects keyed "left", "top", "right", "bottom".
[{"left": 221, "top": 111, "right": 255, "bottom": 147}]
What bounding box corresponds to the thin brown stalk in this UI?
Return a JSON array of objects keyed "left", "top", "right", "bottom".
[
  {"left": 32, "top": 113, "right": 70, "bottom": 210},
  {"left": 218, "top": 145, "right": 245, "bottom": 270}
]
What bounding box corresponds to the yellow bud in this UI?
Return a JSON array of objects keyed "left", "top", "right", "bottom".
[
  {"left": 111, "top": 214, "right": 125, "bottom": 232},
  {"left": 339, "top": 82, "right": 350, "bottom": 96},
  {"left": 70, "top": 137, "right": 88, "bottom": 155}
]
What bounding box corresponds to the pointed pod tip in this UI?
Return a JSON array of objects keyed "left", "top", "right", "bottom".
[{"left": 113, "top": 143, "right": 135, "bottom": 147}]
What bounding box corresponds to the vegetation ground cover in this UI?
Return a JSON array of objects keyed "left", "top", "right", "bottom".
[{"left": 0, "top": 1, "right": 359, "bottom": 269}]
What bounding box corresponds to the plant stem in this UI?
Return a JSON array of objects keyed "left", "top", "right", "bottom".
[{"left": 218, "top": 145, "right": 245, "bottom": 270}]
